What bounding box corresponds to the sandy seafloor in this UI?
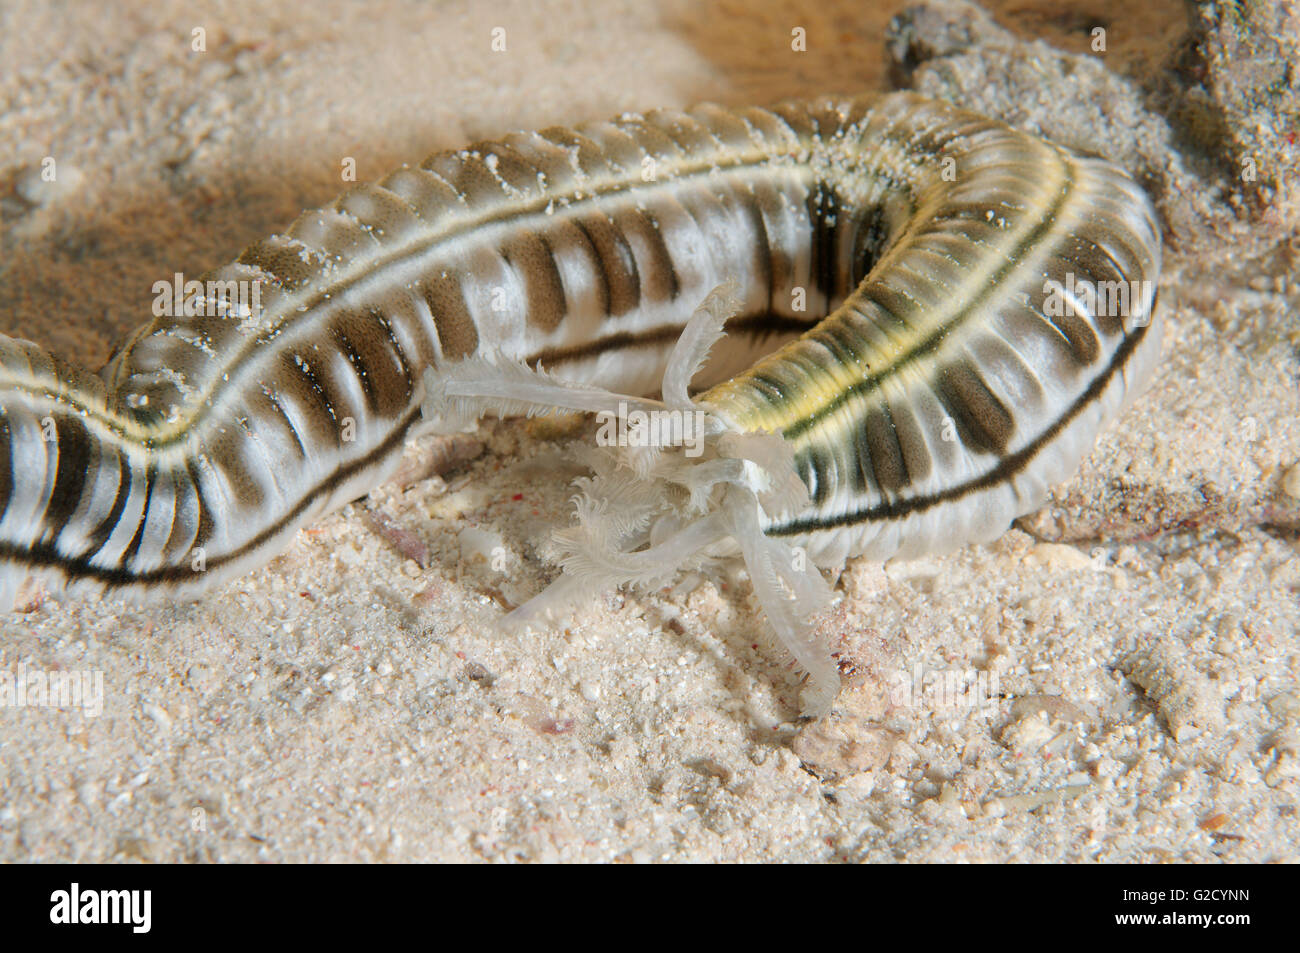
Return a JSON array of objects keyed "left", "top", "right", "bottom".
[{"left": 0, "top": 0, "right": 1297, "bottom": 862}]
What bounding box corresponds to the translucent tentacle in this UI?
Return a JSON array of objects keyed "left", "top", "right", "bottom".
[{"left": 422, "top": 283, "right": 840, "bottom": 716}]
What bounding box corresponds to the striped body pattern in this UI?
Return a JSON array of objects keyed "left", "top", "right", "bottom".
[{"left": 0, "top": 92, "right": 1160, "bottom": 712}]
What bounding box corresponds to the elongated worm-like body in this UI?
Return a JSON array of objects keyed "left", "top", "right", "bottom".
[{"left": 1, "top": 93, "right": 1160, "bottom": 707}]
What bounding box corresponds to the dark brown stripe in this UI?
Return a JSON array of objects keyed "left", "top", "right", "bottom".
[
  {"left": 277, "top": 348, "right": 344, "bottom": 449},
  {"left": 891, "top": 400, "right": 933, "bottom": 485},
  {"left": 43, "top": 415, "right": 94, "bottom": 542},
  {"left": 257, "top": 387, "right": 310, "bottom": 463},
  {"left": 808, "top": 182, "right": 841, "bottom": 307},
  {"left": 468, "top": 141, "right": 545, "bottom": 196},
  {"left": 0, "top": 415, "right": 13, "bottom": 526},
  {"left": 806, "top": 444, "right": 833, "bottom": 506},
  {"left": 860, "top": 405, "right": 908, "bottom": 493},
  {"left": 421, "top": 273, "right": 479, "bottom": 360},
  {"left": 743, "top": 177, "right": 802, "bottom": 309},
  {"left": 161, "top": 472, "right": 199, "bottom": 564},
  {"left": 84, "top": 446, "right": 130, "bottom": 558},
  {"left": 736, "top": 184, "right": 774, "bottom": 314},
  {"left": 330, "top": 311, "right": 412, "bottom": 417},
  {"left": 206, "top": 427, "right": 264, "bottom": 511},
  {"left": 610, "top": 205, "right": 679, "bottom": 303},
  {"left": 1054, "top": 235, "right": 1137, "bottom": 338},
  {"left": 933, "top": 360, "right": 1015, "bottom": 455},
  {"left": 370, "top": 307, "right": 416, "bottom": 393},
  {"left": 769, "top": 315, "right": 1151, "bottom": 535},
  {"left": 576, "top": 211, "right": 641, "bottom": 315},
  {"left": 1030, "top": 279, "right": 1100, "bottom": 365},
  {"left": 238, "top": 236, "right": 318, "bottom": 292},
  {"left": 185, "top": 457, "right": 215, "bottom": 553},
  {"left": 420, "top": 150, "right": 503, "bottom": 207},
  {"left": 336, "top": 185, "right": 417, "bottom": 241},
  {"left": 119, "top": 462, "right": 158, "bottom": 567},
  {"left": 500, "top": 231, "right": 568, "bottom": 331},
  {"left": 554, "top": 219, "right": 609, "bottom": 315}
]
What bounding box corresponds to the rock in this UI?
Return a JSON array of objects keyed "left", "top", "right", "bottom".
[
  {"left": 1120, "top": 638, "right": 1226, "bottom": 742},
  {"left": 1167, "top": 0, "right": 1300, "bottom": 228}
]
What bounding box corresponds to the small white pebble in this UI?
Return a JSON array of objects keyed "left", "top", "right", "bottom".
[
  {"left": 1025, "top": 542, "right": 1094, "bottom": 571},
  {"left": 142, "top": 702, "right": 172, "bottom": 733}
]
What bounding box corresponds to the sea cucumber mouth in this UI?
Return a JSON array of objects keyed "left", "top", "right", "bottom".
[{"left": 420, "top": 282, "right": 841, "bottom": 716}]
